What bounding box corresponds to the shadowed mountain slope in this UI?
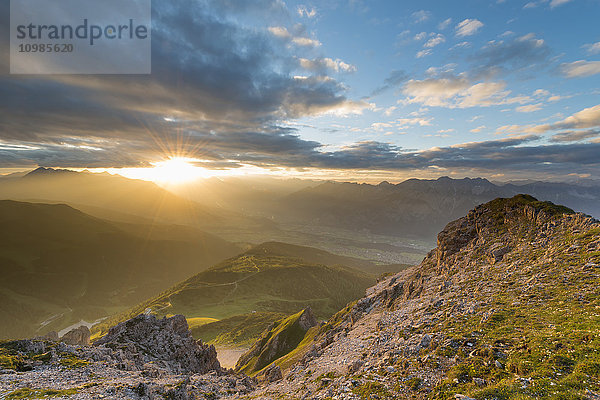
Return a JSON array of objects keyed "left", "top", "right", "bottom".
[{"left": 0, "top": 200, "right": 239, "bottom": 339}]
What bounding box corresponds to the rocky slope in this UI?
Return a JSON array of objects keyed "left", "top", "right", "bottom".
[
  {"left": 0, "top": 314, "right": 254, "bottom": 399},
  {"left": 241, "top": 195, "right": 600, "bottom": 399}
]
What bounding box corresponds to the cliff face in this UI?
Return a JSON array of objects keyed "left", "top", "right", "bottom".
[{"left": 249, "top": 195, "right": 600, "bottom": 399}]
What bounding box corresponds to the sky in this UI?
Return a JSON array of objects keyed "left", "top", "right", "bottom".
[{"left": 1, "top": 0, "right": 600, "bottom": 182}]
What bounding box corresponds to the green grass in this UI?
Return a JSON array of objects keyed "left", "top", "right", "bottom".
[
  {"left": 185, "top": 317, "right": 219, "bottom": 330},
  {"left": 191, "top": 312, "right": 285, "bottom": 346},
  {"left": 5, "top": 387, "right": 78, "bottom": 399},
  {"left": 58, "top": 353, "right": 89, "bottom": 369},
  {"left": 235, "top": 309, "right": 316, "bottom": 375},
  {"left": 93, "top": 245, "right": 375, "bottom": 347}
]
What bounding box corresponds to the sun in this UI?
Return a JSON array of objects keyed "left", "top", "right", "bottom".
[{"left": 149, "top": 157, "right": 207, "bottom": 184}]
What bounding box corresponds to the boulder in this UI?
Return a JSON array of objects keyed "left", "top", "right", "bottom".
[
  {"left": 95, "top": 314, "right": 221, "bottom": 374},
  {"left": 60, "top": 326, "right": 90, "bottom": 346}
]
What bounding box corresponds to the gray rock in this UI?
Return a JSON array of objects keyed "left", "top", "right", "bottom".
[
  {"left": 264, "top": 365, "right": 283, "bottom": 382},
  {"left": 60, "top": 326, "right": 91, "bottom": 346},
  {"left": 95, "top": 314, "right": 221, "bottom": 374},
  {"left": 420, "top": 334, "right": 432, "bottom": 348}
]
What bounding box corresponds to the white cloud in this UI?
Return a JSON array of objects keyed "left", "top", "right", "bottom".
[
  {"left": 438, "top": 18, "right": 452, "bottom": 30},
  {"left": 323, "top": 100, "right": 375, "bottom": 116},
  {"left": 402, "top": 76, "right": 529, "bottom": 108},
  {"left": 470, "top": 125, "right": 486, "bottom": 133},
  {"left": 292, "top": 37, "right": 322, "bottom": 47},
  {"left": 584, "top": 42, "right": 600, "bottom": 55},
  {"left": 371, "top": 122, "right": 394, "bottom": 131},
  {"left": 416, "top": 49, "right": 432, "bottom": 58},
  {"left": 533, "top": 89, "right": 550, "bottom": 97},
  {"left": 438, "top": 128, "right": 455, "bottom": 133},
  {"left": 299, "top": 57, "right": 357, "bottom": 73},
  {"left": 268, "top": 26, "right": 291, "bottom": 39},
  {"left": 412, "top": 10, "right": 431, "bottom": 23},
  {"left": 455, "top": 19, "right": 484, "bottom": 37},
  {"left": 268, "top": 26, "right": 321, "bottom": 47},
  {"left": 414, "top": 32, "right": 427, "bottom": 41},
  {"left": 550, "top": 0, "right": 573, "bottom": 8},
  {"left": 424, "top": 33, "right": 446, "bottom": 48},
  {"left": 297, "top": 5, "right": 317, "bottom": 18},
  {"left": 560, "top": 60, "right": 600, "bottom": 78},
  {"left": 383, "top": 106, "right": 397, "bottom": 116},
  {"left": 449, "top": 41, "right": 471, "bottom": 50},
  {"left": 396, "top": 117, "right": 432, "bottom": 127},
  {"left": 516, "top": 103, "right": 543, "bottom": 113},
  {"left": 539, "top": 104, "right": 600, "bottom": 131}
]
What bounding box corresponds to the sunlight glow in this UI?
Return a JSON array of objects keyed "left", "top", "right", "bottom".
[{"left": 150, "top": 157, "right": 207, "bottom": 184}]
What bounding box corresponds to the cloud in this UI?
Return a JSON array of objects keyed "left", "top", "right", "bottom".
[
  {"left": 412, "top": 10, "right": 431, "bottom": 23},
  {"left": 550, "top": 0, "right": 573, "bottom": 7},
  {"left": 560, "top": 60, "right": 600, "bottom": 78},
  {"left": 297, "top": 5, "right": 317, "bottom": 18},
  {"left": 268, "top": 26, "right": 321, "bottom": 47},
  {"left": 414, "top": 32, "right": 427, "bottom": 41},
  {"left": 298, "top": 136, "right": 600, "bottom": 179},
  {"left": 417, "top": 49, "right": 432, "bottom": 58},
  {"left": 516, "top": 103, "right": 543, "bottom": 113},
  {"left": 532, "top": 104, "right": 600, "bottom": 132},
  {"left": 424, "top": 33, "right": 446, "bottom": 48},
  {"left": 584, "top": 42, "right": 600, "bottom": 55},
  {"left": 401, "top": 75, "right": 529, "bottom": 108},
  {"left": 371, "top": 70, "right": 409, "bottom": 96},
  {"left": 0, "top": 0, "right": 365, "bottom": 168},
  {"left": 299, "top": 57, "right": 357, "bottom": 73},
  {"left": 550, "top": 129, "right": 600, "bottom": 143},
  {"left": 438, "top": 18, "right": 452, "bottom": 30},
  {"left": 455, "top": 19, "right": 484, "bottom": 37},
  {"left": 470, "top": 126, "right": 486, "bottom": 133},
  {"left": 471, "top": 33, "right": 550, "bottom": 77}
]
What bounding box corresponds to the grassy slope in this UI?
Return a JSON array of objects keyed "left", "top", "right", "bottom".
[
  {"left": 235, "top": 309, "right": 313, "bottom": 375},
  {"left": 324, "top": 195, "right": 600, "bottom": 399},
  {"left": 0, "top": 200, "right": 239, "bottom": 339},
  {"left": 93, "top": 243, "right": 376, "bottom": 346}
]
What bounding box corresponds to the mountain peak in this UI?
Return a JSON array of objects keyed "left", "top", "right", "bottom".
[
  {"left": 435, "top": 194, "right": 579, "bottom": 268},
  {"left": 24, "top": 167, "right": 78, "bottom": 178}
]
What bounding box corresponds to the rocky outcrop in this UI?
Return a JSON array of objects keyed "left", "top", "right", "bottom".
[
  {"left": 244, "top": 195, "right": 600, "bottom": 399},
  {"left": 235, "top": 307, "right": 317, "bottom": 375},
  {"left": 95, "top": 314, "right": 221, "bottom": 374},
  {"left": 60, "top": 326, "right": 90, "bottom": 346}
]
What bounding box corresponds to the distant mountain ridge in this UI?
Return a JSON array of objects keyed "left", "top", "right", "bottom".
[{"left": 275, "top": 176, "right": 600, "bottom": 239}]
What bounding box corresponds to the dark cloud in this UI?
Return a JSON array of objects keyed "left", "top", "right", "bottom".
[
  {"left": 0, "top": 0, "right": 363, "bottom": 167},
  {"left": 370, "top": 70, "right": 409, "bottom": 96},
  {"left": 550, "top": 129, "right": 600, "bottom": 143},
  {"left": 470, "top": 34, "right": 552, "bottom": 78}
]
